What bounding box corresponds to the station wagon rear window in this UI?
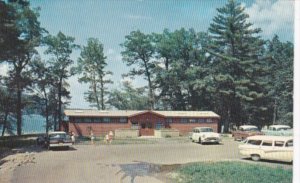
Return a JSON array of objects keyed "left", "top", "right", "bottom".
[
  {"left": 285, "top": 140, "right": 293, "bottom": 147},
  {"left": 274, "top": 141, "right": 285, "bottom": 147}
]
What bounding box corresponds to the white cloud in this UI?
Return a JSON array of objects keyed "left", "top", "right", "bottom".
[{"left": 245, "top": 0, "right": 294, "bottom": 40}]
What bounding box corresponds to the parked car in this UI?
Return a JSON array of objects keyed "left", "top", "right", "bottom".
[
  {"left": 36, "top": 134, "right": 47, "bottom": 146},
  {"left": 46, "top": 131, "right": 72, "bottom": 150},
  {"left": 191, "top": 127, "right": 221, "bottom": 144},
  {"left": 232, "top": 125, "right": 264, "bottom": 141},
  {"left": 261, "top": 125, "right": 293, "bottom": 136},
  {"left": 238, "top": 135, "right": 293, "bottom": 163}
]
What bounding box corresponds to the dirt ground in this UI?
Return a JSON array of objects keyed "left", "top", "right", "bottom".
[{"left": 0, "top": 138, "right": 292, "bottom": 183}]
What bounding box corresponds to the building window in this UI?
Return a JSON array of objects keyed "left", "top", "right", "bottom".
[
  {"left": 207, "top": 118, "right": 213, "bottom": 123},
  {"left": 103, "top": 117, "right": 111, "bottom": 123},
  {"left": 156, "top": 123, "right": 162, "bottom": 130},
  {"left": 84, "top": 118, "right": 92, "bottom": 123},
  {"left": 75, "top": 117, "right": 82, "bottom": 123},
  {"left": 93, "top": 118, "right": 102, "bottom": 123},
  {"left": 198, "top": 118, "right": 207, "bottom": 123},
  {"left": 120, "top": 118, "right": 127, "bottom": 123},
  {"left": 189, "top": 119, "right": 196, "bottom": 123},
  {"left": 131, "top": 122, "right": 139, "bottom": 129},
  {"left": 166, "top": 118, "right": 173, "bottom": 123},
  {"left": 180, "top": 118, "right": 188, "bottom": 123}
]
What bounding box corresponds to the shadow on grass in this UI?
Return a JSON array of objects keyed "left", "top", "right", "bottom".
[{"left": 115, "top": 161, "right": 181, "bottom": 183}]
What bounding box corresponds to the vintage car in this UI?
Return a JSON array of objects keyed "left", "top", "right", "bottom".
[
  {"left": 238, "top": 135, "right": 293, "bottom": 163},
  {"left": 36, "top": 134, "right": 47, "bottom": 146},
  {"left": 261, "top": 125, "right": 293, "bottom": 136},
  {"left": 191, "top": 127, "right": 221, "bottom": 144},
  {"left": 46, "top": 131, "right": 72, "bottom": 150},
  {"left": 232, "top": 125, "right": 264, "bottom": 141}
]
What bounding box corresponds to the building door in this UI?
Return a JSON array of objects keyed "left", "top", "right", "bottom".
[{"left": 139, "top": 122, "right": 154, "bottom": 136}]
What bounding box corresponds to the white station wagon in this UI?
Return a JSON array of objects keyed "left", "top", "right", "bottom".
[
  {"left": 191, "top": 127, "right": 221, "bottom": 144},
  {"left": 239, "top": 135, "right": 293, "bottom": 163}
]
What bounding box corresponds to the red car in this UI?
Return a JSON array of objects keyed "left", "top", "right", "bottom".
[{"left": 232, "top": 125, "right": 264, "bottom": 141}]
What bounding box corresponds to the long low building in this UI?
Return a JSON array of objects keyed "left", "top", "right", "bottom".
[{"left": 63, "top": 109, "right": 221, "bottom": 136}]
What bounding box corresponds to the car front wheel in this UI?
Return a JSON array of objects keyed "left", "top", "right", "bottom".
[{"left": 251, "top": 154, "right": 261, "bottom": 161}]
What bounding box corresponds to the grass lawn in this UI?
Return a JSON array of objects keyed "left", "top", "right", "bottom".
[{"left": 174, "top": 161, "right": 292, "bottom": 183}]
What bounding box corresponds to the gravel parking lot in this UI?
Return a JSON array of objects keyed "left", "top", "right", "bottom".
[{"left": 3, "top": 138, "right": 292, "bottom": 183}]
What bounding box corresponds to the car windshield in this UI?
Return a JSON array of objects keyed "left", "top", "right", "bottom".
[
  {"left": 200, "top": 128, "right": 213, "bottom": 132},
  {"left": 49, "top": 134, "right": 66, "bottom": 139},
  {"left": 244, "top": 128, "right": 258, "bottom": 131}
]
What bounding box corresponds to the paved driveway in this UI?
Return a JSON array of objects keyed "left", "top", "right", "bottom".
[{"left": 10, "top": 139, "right": 290, "bottom": 183}]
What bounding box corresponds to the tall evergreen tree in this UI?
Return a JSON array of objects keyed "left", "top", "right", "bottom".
[
  {"left": 208, "top": 0, "right": 268, "bottom": 130},
  {"left": 77, "top": 38, "right": 113, "bottom": 110},
  {"left": 121, "top": 30, "right": 155, "bottom": 109},
  {"left": 43, "top": 32, "right": 78, "bottom": 130},
  {"left": 265, "top": 35, "right": 293, "bottom": 126},
  {"left": 0, "top": 0, "right": 44, "bottom": 135}
]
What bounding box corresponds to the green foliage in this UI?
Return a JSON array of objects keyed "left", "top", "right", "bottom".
[
  {"left": 43, "top": 31, "right": 78, "bottom": 129},
  {"left": 265, "top": 35, "right": 293, "bottom": 126},
  {"left": 177, "top": 161, "right": 292, "bottom": 183},
  {"left": 108, "top": 81, "right": 148, "bottom": 110},
  {"left": 77, "top": 38, "right": 113, "bottom": 110},
  {"left": 121, "top": 30, "right": 155, "bottom": 109},
  {"left": 208, "top": 0, "right": 270, "bottom": 130},
  {"left": 0, "top": 0, "right": 44, "bottom": 135}
]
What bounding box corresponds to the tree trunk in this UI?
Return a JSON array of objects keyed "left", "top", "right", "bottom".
[
  {"left": 272, "top": 98, "right": 277, "bottom": 125},
  {"left": 1, "top": 112, "right": 9, "bottom": 136},
  {"left": 100, "top": 77, "right": 105, "bottom": 110},
  {"left": 16, "top": 67, "right": 22, "bottom": 136},
  {"left": 43, "top": 89, "right": 49, "bottom": 134},
  {"left": 57, "top": 78, "right": 63, "bottom": 131},
  {"left": 93, "top": 80, "right": 100, "bottom": 110},
  {"left": 144, "top": 63, "right": 154, "bottom": 110}
]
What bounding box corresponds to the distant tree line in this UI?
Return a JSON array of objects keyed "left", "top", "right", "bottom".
[{"left": 0, "top": 0, "right": 293, "bottom": 135}]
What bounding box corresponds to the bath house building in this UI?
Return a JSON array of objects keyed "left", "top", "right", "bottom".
[{"left": 63, "top": 109, "right": 220, "bottom": 137}]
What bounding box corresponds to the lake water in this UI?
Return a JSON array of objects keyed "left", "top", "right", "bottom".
[{"left": 0, "top": 114, "right": 47, "bottom": 135}]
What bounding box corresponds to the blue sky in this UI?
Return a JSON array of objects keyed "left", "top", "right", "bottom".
[{"left": 25, "top": 0, "right": 294, "bottom": 108}]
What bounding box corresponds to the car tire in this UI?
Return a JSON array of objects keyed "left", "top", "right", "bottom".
[{"left": 251, "top": 154, "right": 261, "bottom": 161}]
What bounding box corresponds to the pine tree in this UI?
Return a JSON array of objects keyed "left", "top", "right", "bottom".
[
  {"left": 77, "top": 38, "right": 113, "bottom": 110},
  {"left": 208, "top": 0, "right": 268, "bottom": 130}
]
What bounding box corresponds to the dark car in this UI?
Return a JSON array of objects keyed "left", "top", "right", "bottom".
[
  {"left": 36, "top": 134, "right": 47, "bottom": 146},
  {"left": 46, "top": 131, "right": 72, "bottom": 150}
]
